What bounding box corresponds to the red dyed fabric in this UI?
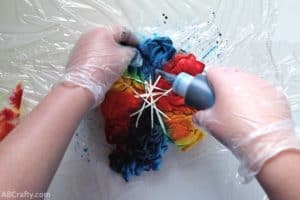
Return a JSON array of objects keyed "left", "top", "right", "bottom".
[
  {"left": 164, "top": 53, "right": 205, "bottom": 75},
  {"left": 157, "top": 53, "right": 205, "bottom": 113},
  {"left": 0, "top": 83, "right": 23, "bottom": 141},
  {"left": 0, "top": 108, "right": 18, "bottom": 122},
  {"left": 0, "top": 122, "right": 14, "bottom": 141},
  {"left": 9, "top": 83, "right": 23, "bottom": 110},
  {"left": 101, "top": 89, "right": 142, "bottom": 144}
]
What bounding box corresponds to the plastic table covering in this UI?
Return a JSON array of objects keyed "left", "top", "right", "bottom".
[{"left": 0, "top": 0, "right": 299, "bottom": 200}]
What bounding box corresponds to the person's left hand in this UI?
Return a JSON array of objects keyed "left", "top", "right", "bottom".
[{"left": 60, "top": 26, "right": 139, "bottom": 106}]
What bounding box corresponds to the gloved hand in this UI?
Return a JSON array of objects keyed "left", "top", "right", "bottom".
[
  {"left": 193, "top": 67, "right": 300, "bottom": 182},
  {"left": 59, "top": 26, "right": 138, "bottom": 106}
]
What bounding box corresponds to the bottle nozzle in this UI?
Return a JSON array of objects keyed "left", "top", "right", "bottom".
[
  {"left": 156, "top": 69, "right": 215, "bottom": 110},
  {"left": 155, "top": 69, "right": 176, "bottom": 83}
]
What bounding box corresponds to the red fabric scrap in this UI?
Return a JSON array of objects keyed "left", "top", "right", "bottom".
[
  {"left": 0, "top": 83, "right": 23, "bottom": 141},
  {"left": 9, "top": 83, "right": 23, "bottom": 110}
]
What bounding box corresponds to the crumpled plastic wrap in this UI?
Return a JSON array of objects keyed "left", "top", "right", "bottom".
[{"left": 1, "top": 0, "right": 299, "bottom": 200}]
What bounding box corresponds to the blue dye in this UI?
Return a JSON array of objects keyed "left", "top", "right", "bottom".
[
  {"left": 109, "top": 36, "right": 177, "bottom": 181},
  {"left": 109, "top": 108, "right": 169, "bottom": 182},
  {"left": 130, "top": 37, "right": 176, "bottom": 81}
]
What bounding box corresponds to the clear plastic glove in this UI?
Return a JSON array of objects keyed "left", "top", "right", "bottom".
[
  {"left": 59, "top": 26, "right": 138, "bottom": 106},
  {"left": 193, "top": 67, "right": 300, "bottom": 182}
]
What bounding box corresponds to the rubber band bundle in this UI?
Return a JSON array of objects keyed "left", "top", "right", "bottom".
[{"left": 101, "top": 36, "right": 206, "bottom": 181}]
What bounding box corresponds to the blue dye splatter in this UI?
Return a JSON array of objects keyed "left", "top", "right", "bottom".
[{"left": 202, "top": 45, "right": 217, "bottom": 60}]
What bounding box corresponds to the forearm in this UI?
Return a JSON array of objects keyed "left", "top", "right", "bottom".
[
  {"left": 0, "top": 83, "right": 93, "bottom": 194},
  {"left": 257, "top": 150, "right": 300, "bottom": 200}
]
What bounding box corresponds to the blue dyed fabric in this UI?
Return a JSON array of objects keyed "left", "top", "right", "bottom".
[
  {"left": 108, "top": 36, "right": 175, "bottom": 181},
  {"left": 130, "top": 37, "right": 176, "bottom": 80},
  {"left": 109, "top": 108, "right": 169, "bottom": 181}
]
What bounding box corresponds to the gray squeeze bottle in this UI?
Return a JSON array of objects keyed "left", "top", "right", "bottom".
[{"left": 155, "top": 69, "right": 215, "bottom": 110}]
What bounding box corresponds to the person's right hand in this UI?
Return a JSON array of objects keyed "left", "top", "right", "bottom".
[{"left": 193, "top": 67, "right": 300, "bottom": 182}]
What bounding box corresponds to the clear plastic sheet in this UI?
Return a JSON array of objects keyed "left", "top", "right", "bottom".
[{"left": 2, "top": 0, "right": 299, "bottom": 199}]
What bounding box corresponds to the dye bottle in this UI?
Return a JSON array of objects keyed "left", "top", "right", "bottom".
[{"left": 156, "top": 69, "right": 215, "bottom": 110}]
